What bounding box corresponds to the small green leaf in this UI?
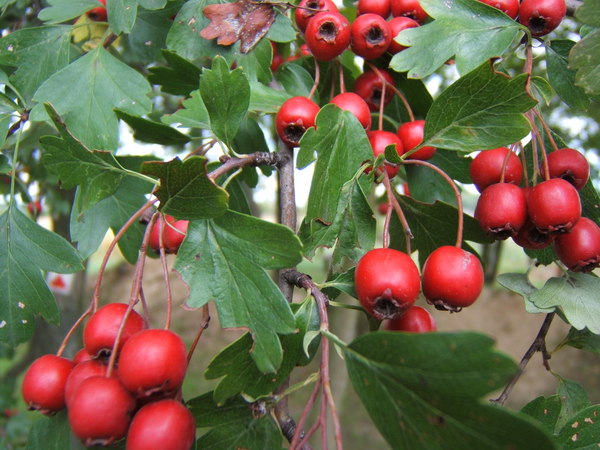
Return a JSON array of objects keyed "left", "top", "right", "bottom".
[
  {"left": 147, "top": 51, "right": 202, "bottom": 96},
  {"left": 531, "top": 76, "right": 555, "bottom": 106},
  {"left": 570, "top": 0, "right": 600, "bottom": 95},
  {"left": 521, "top": 395, "right": 562, "bottom": 435},
  {"left": 546, "top": 40, "right": 589, "bottom": 110},
  {"left": 141, "top": 156, "right": 228, "bottom": 220},
  {"left": 562, "top": 327, "right": 600, "bottom": 353},
  {"left": 265, "top": 9, "right": 296, "bottom": 42},
  {"left": 249, "top": 81, "right": 291, "bottom": 114},
  {"left": 161, "top": 90, "right": 211, "bottom": 130},
  {"left": 38, "top": 0, "right": 100, "bottom": 23},
  {"left": 115, "top": 109, "right": 190, "bottom": 145},
  {"left": 556, "top": 405, "right": 600, "bottom": 448},
  {"left": 555, "top": 377, "right": 592, "bottom": 431},
  {"left": 108, "top": 0, "right": 138, "bottom": 34},
  {"left": 275, "top": 62, "right": 317, "bottom": 100},
  {"left": 496, "top": 272, "right": 556, "bottom": 314},
  {"left": 321, "top": 268, "right": 356, "bottom": 300},
  {"left": 26, "top": 410, "right": 84, "bottom": 450},
  {"left": 390, "top": 0, "right": 522, "bottom": 79}
]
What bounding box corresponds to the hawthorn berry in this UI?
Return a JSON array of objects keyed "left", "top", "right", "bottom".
[
  {"left": 64, "top": 359, "right": 114, "bottom": 407},
  {"left": 518, "top": 0, "right": 566, "bottom": 36},
  {"left": 295, "top": 0, "right": 338, "bottom": 33},
  {"left": 387, "top": 17, "right": 419, "bottom": 53},
  {"left": 350, "top": 13, "right": 392, "bottom": 60},
  {"left": 331, "top": 92, "right": 372, "bottom": 129},
  {"left": 276, "top": 96, "right": 320, "bottom": 147},
  {"left": 22, "top": 354, "right": 75, "bottom": 415},
  {"left": 390, "top": 0, "right": 428, "bottom": 23},
  {"left": 546, "top": 147, "right": 589, "bottom": 191},
  {"left": 304, "top": 11, "right": 351, "bottom": 61},
  {"left": 421, "top": 246, "right": 484, "bottom": 311},
  {"left": 469, "top": 147, "right": 523, "bottom": 193},
  {"left": 73, "top": 348, "right": 93, "bottom": 364},
  {"left": 353, "top": 69, "right": 395, "bottom": 112},
  {"left": 354, "top": 248, "right": 421, "bottom": 320},
  {"left": 528, "top": 178, "right": 581, "bottom": 234},
  {"left": 148, "top": 214, "right": 189, "bottom": 254},
  {"left": 474, "top": 183, "right": 527, "bottom": 239},
  {"left": 383, "top": 305, "right": 437, "bottom": 332},
  {"left": 397, "top": 120, "right": 436, "bottom": 160},
  {"left": 27, "top": 200, "right": 42, "bottom": 217},
  {"left": 554, "top": 217, "right": 600, "bottom": 272},
  {"left": 478, "top": 0, "right": 519, "bottom": 18},
  {"left": 367, "top": 130, "right": 404, "bottom": 178},
  {"left": 357, "top": 0, "right": 391, "bottom": 18},
  {"left": 87, "top": 0, "right": 107, "bottom": 21}
]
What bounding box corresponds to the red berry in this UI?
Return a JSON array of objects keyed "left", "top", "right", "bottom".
[
  {"left": 512, "top": 219, "right": 556, "bottom": 250},
  {"left": 475, "top": 183, "right": 527, "bottom": 240},
  {"left": 554, "top": 217, "right": 600, "bottom": 272},
  {"left": 68, "top": 376, "right": 136, "bottom": 447},
  {"left": 350, "top": 14, "right": 392, "bottom": 60},
  {"left": 383, "top": 306, "right": 437, "bottom": 332},
  {"left": 83, "top": 303, "right": 146, "bottom": 358},
  {"left": 87, "top": 0, "right": 107, "bottom": 21},
  {"left": 397, "top": 120, "right": 436, "bottom": 160},
  {"left": 390, "top": 0, "right": 428, "bottom": 23},
  {"left": 478, "top": 0, "right": 519, "bottom": 18},
  {"left": 148, "top": 214, "right": 188, "bottom": 254},
  {"left": 126, "top": 400, "right": 196, "bottom": 450},
  {"left": 354, "top": 248, "right": 421, "bottom": 320},
  {"left": 378, "top": 201, "right": 390, "bottom": 215},
  {"left": 304, "top": 11, "right": 351, "bottom": 61},
  {"left": 546, "top": 147, "right": 589, "bottom": 191},
  {"left": 22, "top": 355, "right": 75, "bottom": 415},
  {"left": 295, "top": 0, "right": 338, "bottom": 33},
  {"left": 27, "top": 200, "right": 42, "bottom": 217},
  {"left": 275, "top": 96, "right": 320, "bottom": 147},
  {"left": 331, "top": 92, "right": 372, "bottom": 129},
  {"left": 518, "top": 0, "right": 566, "bottom": 36},
  {"left": 353, "top": 69, "right": 395, "bottom": 112},
  {"left": 528, "top": 178, "right": 581, "bottom": 234},
  {"left": 64, "top": 359, "right": 112, "bottom": 407},
  {"left": 387, "top": 17, "right": 419, "bottom": 53},
  {"left": 118, "top": 329, "right": 188, "bottom": 398},
  {"left": 367, "top": 130, "right": 404, "bottom": 178},
  {"left": 421, "top": 246, "right": 484, "bottom": 311},
  {"left": 358, "top": 0, "right": 391, "bottom": 18},
  {"left": 73, "top": 348, "right": 93, "bottom": 364},
  {"left": 469, "top": 147, "right": 523, "bottom": 193}
]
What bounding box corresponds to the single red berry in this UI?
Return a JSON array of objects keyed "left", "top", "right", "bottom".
[
  {"left": 64, "top": 359, "right": 114, "bottom": 407},
  {"left": 546, "top": 147, "right": 589, "bottom": 191},
  {"left": 518, "top": 0, "right": 566, "bottom": 36},
  {"left": 295, "top": 0, "right": 338, "bottom": 33},
  {"left": 367, "top": 130, "right": 404, "bottom": 178},
  {"left": 383, "top": 305, "right": 437, "bottom": 332},
  {"left": 83, "top": 303, "right": 146, "bottom": 358},
  {"left": 87, "top": 0, "right": 107, "bottom": 21},
  {"left": 421, "top": 246, "right": 484, "bottom": 311},
  {"left": 475, "top": 183, "right": 527, "bottom": 240},
  {"left": 68, "top": 376, "right": 136, "bottom": 447},
  {"left": 387, "top": 17, "right": 419, "bottom": 53},
  {"left": 378, "top": 201, "right": 390, "bottom": 215},
  {"left": 528, "top": 178, "right": 581, "bottom": 234},
  {"left": 353, "top": 69, "right": 395, "bottom": 112},
  {"left": 22, "top": 355, "right": 75, "bottom": 415},
  {"left": 148, "top": 214, "right": 188, "bottom": 254},
  {"left": 126, "top": 400, "right": 196, "bottom": 450},
  {"left": 354, "top": 248, "right": 421, "bottom": 320},
  {"left": 390, "top": 0, "right": 428, "bottom": 23},
  {"left": 27, "top": 200, "right": 42, "bottom": 217},
  {"left": 118, "top": 329, "right": 188, "bottom": 399},
  {"left": 358, "top": 0, "right": 391, "bottom": 18},
  {"left": 478, "top": 0, "right": 519, "bottom": 18},
  {"left": 469, "top": 147, "right": 523, "bottom": 193},
  {"left": 350, "top": 13, "right": 392, "bottom": 60},
  {"left": 330, "top": 92, "right": 372, "bottom": 129},
  {"left": 554, "top": 217, "right": 600, "bottom": 272},
  {"left": 512, "top": 219, "right": 556, "bottom": 250},
  {"left": 397, "top": 120, "right": 436, "bottom": 160},
  {"left": 73, "top": 348, "right": 93, "bottom": 365},
  {"left": 304, "top": 11, "right": 351, "bottom": 61},
  {"left": 275, "top": 96, "right": 320, "bottom": 147}
]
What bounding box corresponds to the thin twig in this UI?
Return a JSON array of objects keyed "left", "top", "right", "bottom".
[
  {"left": 207, "top": 152, "right": 288, "bottom": 181},
  {"left": 187, "top": 305, "right": 211, "bottom": 364},
  {"left": 381, "top": 171, "right": 413, "bottom": 253}
]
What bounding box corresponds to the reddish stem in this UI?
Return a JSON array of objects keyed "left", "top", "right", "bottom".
[
  {"left": 381, "top": 171, "right": 412, "bottom": 253},
  {"left": 157, "top": 216, "right": 173, "bottom": 330},
  {"left": 308, "top": 62, "right": 321, "bottom": 101},
  {"left": 338, "top": 61, "right": 346, "bottom": 94},
  {"left": 56, "top": 308, "right": 92, "bottom": 357},
  {"left": 187, "top": 305, "right": 211, "bottom": 364}
]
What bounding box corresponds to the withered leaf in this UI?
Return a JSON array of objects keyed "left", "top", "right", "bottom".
[{"left": 200, "top": 0, "right": 276, "bottom": 53}]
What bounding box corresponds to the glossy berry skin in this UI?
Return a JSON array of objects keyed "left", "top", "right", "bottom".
[
  {"left": 397, "top": 120, "right": 436, "bottom": 160},
  {"left": 387, "top": 17, "right": 419, "bottom": 53},
  {"left": 83, "top": 303, "right": 146, "bottom": 358},
  {"left": 149, "top": 214, "right": 188, "bottom": 254},
  {"left": 390, "top": 0, "right": 428, "bottom": 23},
  {"left": 295, "top": 0, "right": 338, "bottom": 33},
  {"left": 353, "top": 69, "right": 395, "bottom": 112},
  {"left": 358, "top": 0, "right": 391, "bottom": 18},
  {"left": 126, "top": 400, "right": 196, "bottom": 450},
  {"left": 304, "top": 11, "right": 351, "bottom": 61},
  {"left": 546, "top": 148, "right": 589, "bottom": 191},
  {"left": 68, "top": 377, "right": 136, "bottom": 447},
  {"left": 276, "top": 96, "right": 320, "bottom": 147},
  {"left": 421, "top": 246, "right": 484, "bottom": 311},
  {"left": 469, "top": 147, "right": 522, "bottom": 193},
  {"left": 118, "top": 329, "right": 188, "bottom": 398},
  {"left": 554, "top": 217, "right": 600, "bottom": 272},
  {"left": 367, "top": 130, "right": 404, "bottom": 178},
  {"left": 73, "top": 348, "right": 93, "bottom": 364},
  {"left": 475, "top": 183, "right": 527, "bottom": 240},
  {"left": 383, "top": 306, "right": 437, "bottom": 332},
  {"left": 87, "top": 0, "right": 107, "bottom": 21},
  {"left": 528, "top": 178, "right": 581, "bottom": 234},
  {"left": 478, "top": 0, "right": 519, "bottom": 18},
  {"left": 354, "top": 248, "right": 421, "bottom": 320},
  {"left": 350, "top": 14, "right": 392, "bottom": 60},
  {"left": 331, "top": 92, "right": 372, "bottom": 129},
  {"left": 518, "top": 0, "right": 566, "bottom": 36},
  {"left": 22, "top": 355, "right": 75, "bottom": 415},
  {"left": 64, "top": 359, "right": 111, "bottom": 407}
]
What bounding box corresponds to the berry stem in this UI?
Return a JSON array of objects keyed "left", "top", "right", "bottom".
[
  {"left": 381, "top": 170, "right": 413, "bottom": 253},
  {"left": 56, "top": 308, "right": 92, "bottom": 357},
  {"left": 308, "top": 61, "right": 321, "bottom": 101},
  {"left": 186, "top": 305, "right": 211, "bottom": 364},
  {"left": 338, "top": 61, "right": 346, "bottom": 94},
  {"left": 533, "top": 108, "right": 560, "bottom": 153},
  {"left": 157, "top": 216, "right": 173, "bottom": 330}
]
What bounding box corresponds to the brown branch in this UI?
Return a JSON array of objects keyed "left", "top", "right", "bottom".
[{"left": 208, "top": 151, "right": 289, "bottom": 181}]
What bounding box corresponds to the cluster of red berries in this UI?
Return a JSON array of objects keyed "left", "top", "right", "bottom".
[
  {"left": 472, "top": 147, "right": 600, "bottom": 272},
  {"left": 21, "top": 303, "right": 195, "bottom": 449}
]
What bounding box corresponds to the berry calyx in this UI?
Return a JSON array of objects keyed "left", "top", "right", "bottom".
[
  {"left": 469, "top": 147, "right": 523, "bottom": 193},
  {"left": 354, "top": 248, "right": 421, "bottom": 320},
  {"left": 330, "top": 92, "right": 372, "bottom": 129},
  {"left": 350, "top": 13, "right": 392, "bottom": 60},
  {"left": 367, "top": 130, "right": 404, "bottom": 178},
  {"left": 518, "top": 0, "right": 566, "bottom": 36},
  {"left": 397, "top": 120, "right": 436, "bottom": 160},
  {"left": 148, "top": 214, "right": 189, "bottom": 254},
  {"left": 546, "top": 147, "right": 590, "bottom": 191},
  {"left": 527, "top": 178, "right": 581, "bottom": 234},
  {"left": 275, "top": 96, "right": 320, "bottom": 147},
  {"left": 22, "top": 354, "right": 75, "bottom": 415},
  {"left": 295, "top": 0, "right": 339, "bottom": 33},
  {"left": 383, "top": 305, "right": 437, "bottom": 332},
  {"left": 475, "top": 183, "right": 527, "bottom": 240},
  {"left": 353, "top": 69, "right": 395, "bottom": 112},
  {"left": 421, "top": 246, "right": 484, "bottom": 311},
  {"left": 554, "top": 217, "right": 600, "bottom": 272},
  {"left": 304, "top": 11, "right": 351, "bottom": 61}
]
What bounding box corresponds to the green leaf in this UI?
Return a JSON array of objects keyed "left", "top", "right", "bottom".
[
  {"left": 404, "top": 162, "right": 456, "bottom": 204},
  {"left": 345, "top": 332, "right": 556, "bottom": 449},
  {"left": 389, "top": 0, "right": 522, "bottom": 79},
  {"left": 556, "top": 405, "right": 600, "bottom": 448},
  {"left": 496, "top": 272, "right": 556, "bottom": 314},
  {"left": 249, "top": 81, "right": 291, "bottom": 114},
  {"left": 0, "top": 207, "right": 83, "bottom": 346},
  {"left": 38, "top": 104, "right": 129, "bottom": 212},
  {"left": 275, "top": 62, "right": 317, "bottom": 100},
  {"left": 562, "top": 327, "right": 600, "bottom": 353},
  {"left": 31, "top": 46, "right": 152, "bottom": 150},
  {"left": 38, "top": 0, "right": 101, "bottom": 24},
  {"left": 521, "top": 395, "right": 562, "bottom": 435},
  {"left": 235, "top": 39, "right": 272, "bottom": 84},
  {"left": 570, "top": 0, "right": 600, "bottom": 95},
  {"left": 115, "top": 109, "right": 190, "bottom": 145},
  {"left": 556, "top": 377, "right": 592, "bottom": 431},
  {"left": 161, "top": 90, "right": 210, "bottom": 130},
  {"left": 173, "top": 211, "right": 301, "bottom": 373},
  {"left": 26, "top": 410, "right": 85, "bottom": 450},
  {"left": 147, "top": 51, "right": 202, "bottom": 96},
  {"left": 531, "top": 76, "right": 555, "bottom": 106},
  {"left": 298, "top": 106, "right": 373, "bottom": 226},
  {"left": 421, "top": 62, "right": 536, "bottom": 152},
  {"left": 265, "top": 9, "right": 296, "bottom": 42},
  {"left": 546, "top": 40, "right": 590, "bottom": 110},
  {"left": 141, "top": 156, "right": 228, "bottom": 220},
  {"left": 108, "top": 0, "right": 138, "bottom": 34},
  {"left": 123, "top": 7, "right": 177, "bottom": 65},
  {"left": 200, "top": 56, "right": 250, "bottom": 145},
  {"left": 0, "top": 26, "right": 77, "bottom": 103},
  {"left": 321, "top": 268, "right": 356, "bottom": 300}
]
